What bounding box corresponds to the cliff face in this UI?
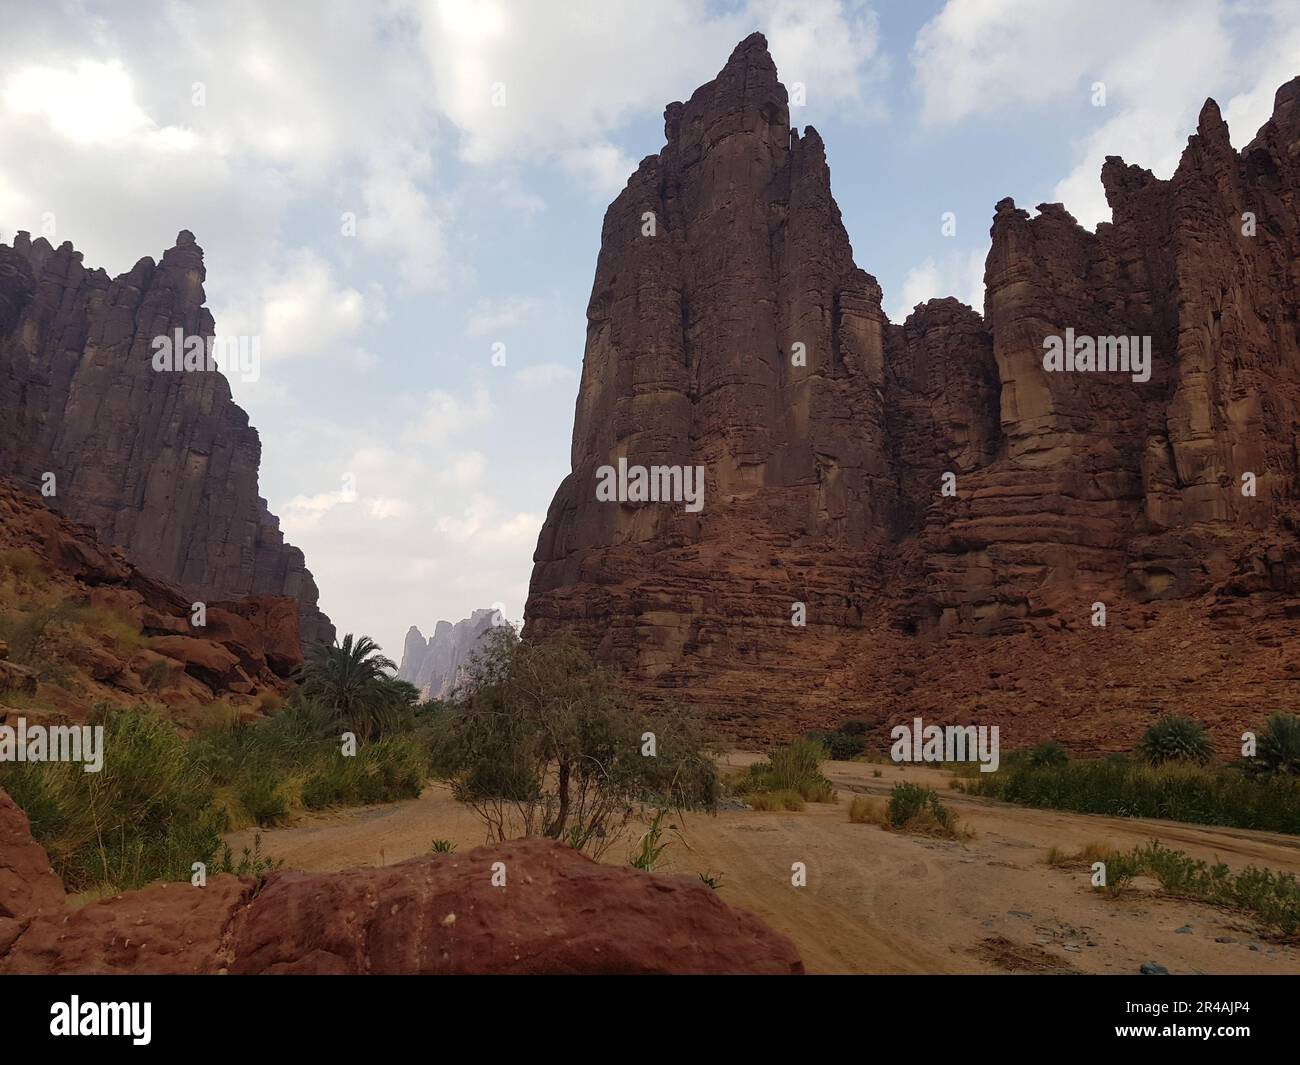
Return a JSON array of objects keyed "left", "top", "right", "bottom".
[
  {"left": 526, "top": 34, "right": 1300, "bottom": 747},
  {"left": 396, "top": 608, "right": 498, "bottom": 699},
  {"left": 0, "top": 230, "right": 333, "bottom": 645}
]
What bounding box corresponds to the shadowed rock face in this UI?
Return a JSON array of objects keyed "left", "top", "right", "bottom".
[
  {"left": 0, "top": 789, "right": 803, "bottom": 975},
  {"left": 526, "top": 34, "right": 1300, "bottom": 743},
  {"left": 0, "top": 230, "right": 333, "bottom": 646},
  {"left": 396, "top": 608, "right": 498, "bottom": 699}
]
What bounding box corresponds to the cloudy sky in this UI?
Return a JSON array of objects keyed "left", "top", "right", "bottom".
[{"left": 1, "top": 0, "right": 1296, "bottom": 659}]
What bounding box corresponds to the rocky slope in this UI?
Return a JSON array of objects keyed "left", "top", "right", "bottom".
[
  {"left": 0, "top": 230, "right": 333, "bottom": 645},
  {"left": 396, "top": 608, "right": 499, "bottom": 700},
  {"left": 526, "top": 34, "right": 1300, "bottom": 750},
  {"left": 0, "top": 788, "right": 802, "bottom": 975},
  {"left": 0, "top": 476, "right": 300, "bottom": 724}
]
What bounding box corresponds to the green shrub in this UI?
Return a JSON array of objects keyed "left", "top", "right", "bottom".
[
  {"left": 1085, "top": 840, "right": 1300, "bottom": 934},
  {"left": 735, "top": 738, "right": 836, "bottom": 803},
  {"left": 237, "top": 765, "right": 289, "bottom": 826},
  {"left": 804, "top": 729, "right": 866, "bottom": 761},
  {"left": 1251, "top": 713, "right": 1300, "bottom": 776},
  {"left": 1137, "top": 715, "right": 1212, "bottom": 766},
  {"left": 884, "top": 783, "right": 964, "bottom": 838},
  {"left": 1027, "top": 741, "right": 1068, "bottom": 768},
  {"left": 0, "top": 709, "right": 224, "bottom": 893},
  {"left": 888, "top": 782, "right": 944, "bottom": 827},
  {"left": 840, "top": 718, "right": 870, "bottom": 737},
  {"left": 964, "top": 759, "right": 1300, "bottom": 834},
  {"left": 301, "top": 737, "right": 426, "bottom": 810}
]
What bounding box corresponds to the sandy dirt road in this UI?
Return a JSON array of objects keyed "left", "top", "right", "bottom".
[{"left": 228, "top": 757, "right": 1300, "bottom": 974}]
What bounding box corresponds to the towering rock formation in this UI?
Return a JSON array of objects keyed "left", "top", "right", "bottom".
[
  {"left": 527, "top": 35, "right": 1300, "bottom": 748},
  {"left": 397, "top": 608, "right": 499, "bottom": 700},
  {"left": 0, "top": 230, "right": 333, "bottom": 645}
]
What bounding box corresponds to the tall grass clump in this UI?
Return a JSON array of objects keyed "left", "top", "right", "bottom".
[
  {"left": 0, "top": 709, "right": 223, "bottom": 893},
  {"left": 733, "top": 738, "right": 836, "bottom": 804},
  {"left": 962, "top": 758, "right": 1300, "bottom": 835}
]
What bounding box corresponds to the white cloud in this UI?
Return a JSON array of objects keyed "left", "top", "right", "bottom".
[
  {"left": 889, "top": 247, "right": 986, "bottom": 321},
  {"left": 911, "top": 0, "right": 1291, "bottom": 229},
  {"left": 4, "top": 60, "right": 185, "bottom": 145},
  {"left": 266, "top": 407, "right": 540, "bottom": 660},
  {"left": 1221, "top": 3, "right": 1300, "bottom": 148},
  {"left": 419, "top": 0, "right": 886, "bottom": 165},
  {"left": 559, "top": 142, "right": 637, "bottom": 199},
  {"left": 758, "top": 0, "right": 888, "bottom": 117},
  {"left": 215, "top": 250, "right": 378, "bottom": 368},
  {"left": 466, "top": 295, "right": 543, "bottom": 336},
  {"left": 359, "top": 145, "right": 448, "bottom": 291},
  {"left": 404, "top": 387, "right": 496, "bottom": 446},
  {"left": 512, "top": 362, "right": 578, "bottom": 387}
]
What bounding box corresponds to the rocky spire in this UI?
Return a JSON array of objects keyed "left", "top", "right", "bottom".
[{"left": 0, "top": 230, "right": 333, "bottom": 645}]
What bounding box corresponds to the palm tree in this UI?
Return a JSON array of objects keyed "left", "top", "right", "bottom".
[{"left": 299, "top": 634, "right": 411, "bottom": 739}]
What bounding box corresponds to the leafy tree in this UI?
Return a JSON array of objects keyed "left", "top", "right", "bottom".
[
  {"left": 299, "top": 633, "right": 414, "bottom": 739},
  {"left": 441, "top": 628, "right": 716, "bottom": 857}
]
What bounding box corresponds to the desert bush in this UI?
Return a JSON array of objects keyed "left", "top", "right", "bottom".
[
  {"left": 735, "top": 738, "right": 836, "bottom": 803},
  {"left": 1074, "top": 839, "right": 1300, "bottom": 934},
  {"left": 237, "top": 764, "right": 290, "bottom": 826},
  {"left": 747, "top": 789, "right": 806, "bottom": 812},
  {"left": 5, "top": 679, "right": 439, "bottom": 893},
  {"left": 1027, "top": 740, "right": 1068, "bottom": 768},
  {"left": 804, "top": 729, "right": 866, "bottom": 761},
  {"left": 0, "top": 548, "right": 49, "bottom": 584},
  {"left": 1250, "top": 713, "right": 1300, "bottom": 777},
  {"left": 882, "top": 782, "right": 966, "bottom": 838},
  {"left": 840, "top": 718, "right": 870, "bottom": 737},
  {"left": 300, "top": 737, "right": 426, "bottom": 809},
  {"left": 1137, "top": 715, "right": 1212, "bottom": 766},
  {"left": 848, "top": 794, "right": 884, "bottom": 824},
  {"left": 440, "top": 630, "right": 717, "bottom": 857}
]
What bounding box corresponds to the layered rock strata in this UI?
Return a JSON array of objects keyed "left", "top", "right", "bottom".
[{"left": 526, "top": 34, "right": 1300, "bottom": 748}]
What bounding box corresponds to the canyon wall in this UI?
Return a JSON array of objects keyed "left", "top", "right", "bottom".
[
  {"left": 0, "top": 230, "right": 333, "bottom": 645},
  {"left": 526, "top": 34, "right": 1300, "bottom": 747}
]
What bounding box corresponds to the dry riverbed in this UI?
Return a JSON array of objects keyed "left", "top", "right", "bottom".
[{"left": 227, "top": 756, "right": 1300, "bottom": 975}]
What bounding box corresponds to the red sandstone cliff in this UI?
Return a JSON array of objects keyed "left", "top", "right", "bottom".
[
  {"left": 526, "top": 35, "right": 1300, "bottom": 749},
  {"left": 0, "top": 230, "right": 333, "bottom": 645}
]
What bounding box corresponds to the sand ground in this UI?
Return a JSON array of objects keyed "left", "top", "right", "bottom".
[{"left": 227, "top": 756, "right": 1300, "bottom": 974}]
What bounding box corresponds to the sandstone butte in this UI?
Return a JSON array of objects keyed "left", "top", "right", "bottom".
[
  {"left": 525, "top": 33, "right": 1300, "bottom": 753},
  {"left": 396, "top": 608, "right": 499, "bottom": 700},
  {"left": 0, "top": 229, "right": 333, "bottom": 646},
  {"left": 0, "top": 787, "right": 802, "bottom": 975}
]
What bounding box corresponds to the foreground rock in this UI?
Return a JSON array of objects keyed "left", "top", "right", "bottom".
[
  {"left": 526, "top": 33, "right": 1300, "bottom": 751},
  {"left": 0, "top": 790, "right": 802, "bottom": 975},
  {"left": 0, "top": 229, "right": 332, "bottom": 645}
]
